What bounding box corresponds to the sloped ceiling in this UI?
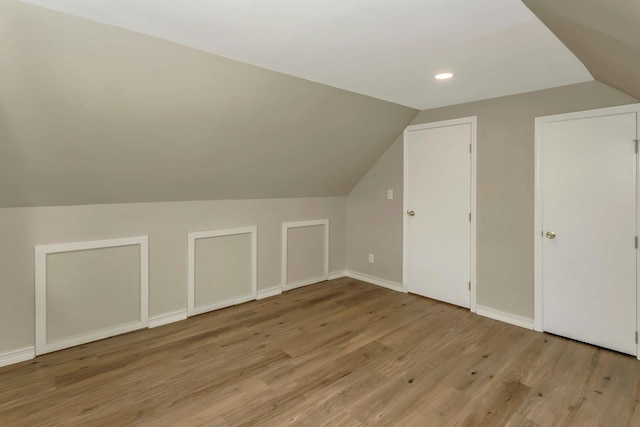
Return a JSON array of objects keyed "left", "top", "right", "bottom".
[
  {"left": 0, "top": 1, "right": 417, "bottom": 208},
  {"left": 523, "top": 0, "right": 640, "bottom": 101},
  {"left": 21, "top": 0, "right": 592, "bottom": 110}
]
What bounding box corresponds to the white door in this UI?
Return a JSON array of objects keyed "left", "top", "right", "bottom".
[
  {"left": 405, "top": 120, "right": 473, "bottom": 308},
  {"left": 540, "top": 111, "right": 637, "bottom": 355}
]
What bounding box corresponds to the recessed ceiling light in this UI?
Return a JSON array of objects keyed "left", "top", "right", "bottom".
[{"left": 435, "top": 72, "right": 454, "bottom": 80}]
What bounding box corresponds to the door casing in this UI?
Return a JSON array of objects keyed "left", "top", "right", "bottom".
[
  {"left": 534, "top": 103, "right": 640, "bottom": 360},
  {"left": 402, "top": 116, "right": 477, "bottom": 313}
]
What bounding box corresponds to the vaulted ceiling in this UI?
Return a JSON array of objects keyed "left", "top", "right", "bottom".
[
  {"left": 522, "top": 0, "right": 640, "bottom": 101},
  {"left": 4, "top": 1, "right": 632, "bottom": 208},
  {"left": 21, "top": 0, "right": 592, "bottom": 110},
  {"left": 1, "top": 1, "right": 416, "bottom": 207}
]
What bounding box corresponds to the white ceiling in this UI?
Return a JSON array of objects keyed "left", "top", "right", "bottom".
[{"left": 21, "top": 0, "right": 593, "bottom": 110}]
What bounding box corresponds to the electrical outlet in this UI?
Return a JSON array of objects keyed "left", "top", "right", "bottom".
[
  {"left": 387, "top": 189, "right": 393, "bottom": 200},
  {"left": 368, "top": 253, "right": 374, "bottom": 263}
]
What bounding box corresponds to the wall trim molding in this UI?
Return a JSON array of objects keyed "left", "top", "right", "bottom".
[
  {"left": 187, "top": 226, "right": 258, "bottom": 317},
  {"left": 259, "top": 271, "right": 344, "bottom": 300},
  {"left": 284, "top": 275, "right": 328, "bottom": 292},
  {"left": 328, "top": 270, "right": 347, "bottom": 280},
  {"left": 0, "top": 347, "right": 35, "bottom": 368},
  {"left": 257, "top": 287, "right": 282, "bottom": 300},
  {"left": 35, "top": 236, "right": 149, "bottom": 356},
  {"left": 345, "top": 270, "right": 404, "bottom": 293},
  {"left": 148, "top": 310, "right": 187, "bottom": 328},
  {"left": 476, "top": 304, "right": 534, "bottom": 330},
  {"left": 281, "top": 219, "right": 330, "bottom": 292},
  {"left": 190, "top": 295, "right": 256, "bottom": 317}
]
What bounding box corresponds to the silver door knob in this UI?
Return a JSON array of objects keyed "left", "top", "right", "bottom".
[
  {"left": 545, "top": 231, "right": 556, "bottom": 239},
  {"left": 407, "top": 210, "right": 415, "bottom": 217}
]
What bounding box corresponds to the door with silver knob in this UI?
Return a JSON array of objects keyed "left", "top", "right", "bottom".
[
  {"left": 405, "top": 119, "right": 473, "bottom": 309},
  {"left": 539, "top": 110, "right": 637, "bottom": 356}
]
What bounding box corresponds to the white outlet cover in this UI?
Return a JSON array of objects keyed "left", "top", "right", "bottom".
[{"left": 387, "top": 189, "right": 394, "bottom": 200}]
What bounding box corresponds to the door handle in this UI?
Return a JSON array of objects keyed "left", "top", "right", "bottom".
[
  {"left": 407, "top": 210, "right": 415, "bottom": 217},
  {"left": 545, "top": 231, "right": 556, "bottom": 239}
]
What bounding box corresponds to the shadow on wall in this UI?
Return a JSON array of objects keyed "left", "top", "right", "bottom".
[
  {"left": 0, "top": 50, "right": 39, "bottom": 350},
  {"left": 0, "top": 207, "right": 37, "bottom": 352},
  {"left": 0, "top": 104, "right": 28, "bottom": 206}
]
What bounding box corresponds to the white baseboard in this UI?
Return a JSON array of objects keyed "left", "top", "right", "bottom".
[
  {"left": 148, "top": 310, "right": 188, "bottom": 328},
  {"left": 283, "top": 275, "right": 328, "bottom": 291},
  {"left": 345, "top": 270, "right": 404, "bottom": 293},
  {"left": 344, "top": 272, "right": 533, "bottom": 330},
  {"left": 257, "top": 286, "right": 282, "bottom": 300},
  {"left": 189, "top": 295, "right": 255, "bottom": 317},
  {"left": 328, "top": 270, "right": 347, "bottom": 280},
  {"left": 476, "top": 305, "right": 534, "bottom": 330},
  {"left": 261, "top": 271, "right": 345, "bottom": 299},
  {"left": 0, "top": 347, "right": 35, "bottom": 368}
]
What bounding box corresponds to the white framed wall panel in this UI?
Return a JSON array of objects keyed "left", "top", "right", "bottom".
[
  {"left": 187, "top": 226, "right": 257, "bottom": 317},
  {"left": 35, "top": 236, "right": 149, "bottom": 356},
  {"left": 281, "top": 219, "right": 329, "bottom": 291}
]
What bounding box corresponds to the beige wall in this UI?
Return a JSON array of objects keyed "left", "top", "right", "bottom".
[
  {"left": 0, "top": 0, "right": 416, "bottom": 208},
  {"left": 347, "top": 81, "right": 637, "bottom": 318},
  {"left": 347, "top": 136, "right": 404, "bottom": 280},
  {"left": 194, "top": 233, "right": 253, "bottom": 308},
  {"left": 46, "top": 245, "right": 141, "bottom": 344},
  {"left": 286, "top": 225, "right": 327, "bottom": 285},
  {"left": 0, "top": 197, "right": 346, "bottom": 354}
]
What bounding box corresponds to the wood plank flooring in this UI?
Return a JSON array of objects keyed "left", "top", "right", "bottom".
[{"left": 1, "top": 278, "right": 640, "bottom": 426}]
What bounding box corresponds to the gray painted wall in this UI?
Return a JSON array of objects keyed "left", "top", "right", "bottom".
[
  {"left": 194, "top": 233, "right": 253, "bottom": 308},
  {"left": 0, "top": 197, "right": 346, "bottom": 354},
  {"left": 347, "top": 136, "right": 404, "bottom": 280},
  {"left": 0, "top": 0, "right": 417, "bottom": 208},
  {"left": 46, "top": 245, "right": 141, "bottom": 344},
  {"left": 287, "top": 225, "right": 327, "bottom": 285},
  {"left": 347, "top": 81, "right": 637, "bottom": 319}
]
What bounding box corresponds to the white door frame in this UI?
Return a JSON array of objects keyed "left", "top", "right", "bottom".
[
  {"left": 534, "top": 103, "right": 640, "bottom": 359},
  {"left": 402, "top": 116, "right": 477, "bottom": 313}
]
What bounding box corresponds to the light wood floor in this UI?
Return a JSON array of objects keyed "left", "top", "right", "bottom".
[{"left": 1, "top": 278, "right": 640, "bottom": 426}]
